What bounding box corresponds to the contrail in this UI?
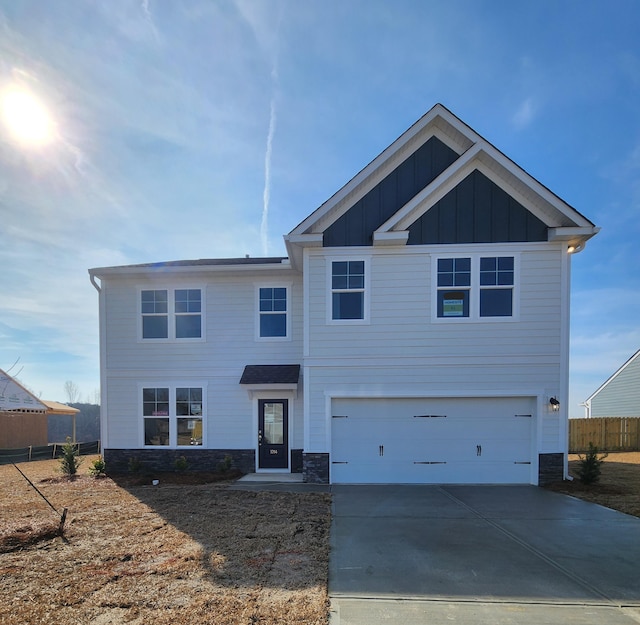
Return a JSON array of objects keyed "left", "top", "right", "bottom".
[
  {"left": 260, "top": 4, "right": 283, "bottom": 258},
  {"left": 260, "top": 90, "right": 277, "bottom": 257},
  {"left": 141, "top": 0, "right": 160, "bottom": 44}
]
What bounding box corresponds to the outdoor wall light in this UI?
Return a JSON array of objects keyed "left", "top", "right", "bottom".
[{"left": 549, "top": 397, "right": 560, "bottom": 412}]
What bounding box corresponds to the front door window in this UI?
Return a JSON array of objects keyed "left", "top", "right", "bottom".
[{"left": 258, "top": 399, "right": 288, "bottom": 469}]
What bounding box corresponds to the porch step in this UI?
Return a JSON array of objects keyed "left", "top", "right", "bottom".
[{"left": 238, "top": 472, "right": 304, "bottom": 483}]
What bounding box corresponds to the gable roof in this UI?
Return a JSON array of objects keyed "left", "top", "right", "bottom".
[
  {"left": 285, "top": 103, "right": 598, "bottom": 267},
  {"left": 0, "top": 369, "right": 47, "bottom": 412},
  {"left": 585, "top": 349, "right": 640, "bottom": 404}
]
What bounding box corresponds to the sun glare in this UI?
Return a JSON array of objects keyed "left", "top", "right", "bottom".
[{"left": 1, "top": 86, "right": 56, "bottom": 147}]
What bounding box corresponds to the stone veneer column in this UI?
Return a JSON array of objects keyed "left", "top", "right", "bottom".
[
  {"left": 538, "top": 453, "right": 564, "bottom": 485},
  {"left": 302, "top": 452, "right": 329, "bottom": 484}
]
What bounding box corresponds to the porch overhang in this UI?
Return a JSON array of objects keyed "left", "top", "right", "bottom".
[{"left": 239, "top": 365, "right": 301, "bottom": 399}]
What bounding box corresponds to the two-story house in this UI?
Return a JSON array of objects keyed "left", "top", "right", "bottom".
[{"left": 89, "top": 104, "right": 598, "bottom": 485}]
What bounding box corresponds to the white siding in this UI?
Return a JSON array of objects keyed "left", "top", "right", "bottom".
[
  {"left": 307, "top": 245, "right": 563, "bottom": 359},
  {"left": 304, "top": 243, "right": 566, "bottom": 455},
  {"left": 102, "top": 268, "right": 303, "bottom": 450}
]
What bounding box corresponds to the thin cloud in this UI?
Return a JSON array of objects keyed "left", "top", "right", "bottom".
[{"left": 512, "top": 97, "right": 536, "bottom": 129}]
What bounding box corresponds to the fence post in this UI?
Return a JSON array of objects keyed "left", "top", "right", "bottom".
[{"left": 28, "top": 446, "right": 32, "bottom": 462}]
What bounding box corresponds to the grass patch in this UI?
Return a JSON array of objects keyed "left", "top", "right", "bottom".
[{"left": 546, "top": 451, "right": 640, "bottom": 518}]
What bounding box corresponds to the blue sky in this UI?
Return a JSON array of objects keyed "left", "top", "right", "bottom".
[{"left": 0, "top": 1, "right": 638, "bottom": 415}]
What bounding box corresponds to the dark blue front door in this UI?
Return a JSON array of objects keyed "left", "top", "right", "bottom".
[{"left": 258, "top": 399, "right": 288, "bottom": 469}]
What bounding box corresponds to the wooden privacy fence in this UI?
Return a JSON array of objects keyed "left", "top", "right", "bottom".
[{"left": 569, "top": 417, "right": 640, "bottom": 453}]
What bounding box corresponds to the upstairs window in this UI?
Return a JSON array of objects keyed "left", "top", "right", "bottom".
[
  {"left": 434, "top": 255, "right": 517, "bottom": 321},
  {"left": 259, "top": 287, "right": 287, "bottom": 338},
  {"left": 175, "top": 289, "right": 202, "bottom": 338},
  {"left": 437, "top": 258, "right": 471, "bottom": 318},
  {"left": 140, "top": 288, "right": 202, "bottom": 340},
  {"left": 480, "top": 257, "right": 514, "bottom": 317},
  {"left": 332, "top": 260, "right": 365, "bottom": 320},
  {"left": 141, "top": 290, "right": 168, "bottom": 338}
]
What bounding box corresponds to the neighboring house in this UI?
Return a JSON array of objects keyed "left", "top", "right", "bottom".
[
  {"left": 43, "top": 401, "right": 81, "bottom": 443},
  {"left": 0, "top": 370, "right": 82, "bottom": 448},
  {"left": 48, "top": 402, "right": 100, "bottom": 444},
  {"left": 89, "top": 104, "right": 598, "bottom": 485},
  {"left": 0, "top": 369, "right": 48, "bottom": 448},
  {"left": 583, "top": 349, "right": 640, "bottom": 418}
]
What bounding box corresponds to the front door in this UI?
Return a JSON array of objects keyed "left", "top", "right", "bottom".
[{"left": 258, "top": 399, "right": 288, "bottom": 469}]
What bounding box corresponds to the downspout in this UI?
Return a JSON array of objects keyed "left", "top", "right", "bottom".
[
  {"left": 560, "top": 244, "right": 572, "bottom": 480},
  {"left": 88, "top": 271, "right": 107, "bottom": 450},
  {"left": 89, "top": 272, "right": 101, "bottom": 293}
]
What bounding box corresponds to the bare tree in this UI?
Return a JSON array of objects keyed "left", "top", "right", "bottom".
[
  {"left": 87, "top": 387, "right": 101, "bottom": 405},
  {"left": 64, "top": 380, "right": 81, "bottom": 404}
]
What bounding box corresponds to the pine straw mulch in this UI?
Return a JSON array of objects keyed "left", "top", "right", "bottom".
[
  {"left": 545, "top": 451, "right": 640, "bottom": 518},
  {"left": 0, "top": 457, "right": 331, "bottom": 625}
]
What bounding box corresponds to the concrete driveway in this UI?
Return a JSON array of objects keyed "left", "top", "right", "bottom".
[{"left": 330, "top": 485, "right": 640, "bottom": 625}]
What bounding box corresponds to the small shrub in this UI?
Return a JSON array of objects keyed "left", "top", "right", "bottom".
[
  {"left": 174, "top": 456, "right": 188, "bottom": 471},
  {"left": 217, "top": 454, "right": 233, "bottom": 473},
  {"left": 128, "top": 456, "right": 142, "bottom": 473},
  {"left": 59, "top": 438, "right": 82, "bottom": 478},
  {"left": 89, "top": 456, "right": 106, "bottom": 478},
  {"left": 577, "top": 442, "right": 608, "bottom": 485}
]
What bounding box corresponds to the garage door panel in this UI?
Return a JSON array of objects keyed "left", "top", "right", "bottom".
[{"left": 331, "top": 397, "right": 535, "bottom": 484}]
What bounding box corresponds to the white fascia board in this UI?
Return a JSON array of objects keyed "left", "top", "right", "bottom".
[
  {"left": 372, "top": 231, "right": 409, "bottom": 246},
  {"left": 284, "top": 233, "right": 324, "bottom": 246},
  {"left": 284, "top": 233, "right": 323, "bottom": 272},
  {"left": 89, "top": 261, "right": 295, "bottom": 279},
  {"left": 379, "top": 142, "right": 595, "bottom": 236},
  {"left": 478, "top": 141, "right": 596, "bottom": 229},
  {"left": 548, "top": 227, "right": 600, "bottom": 243},
  {"left": 288, "top": 105, "right": 476, "bottom": 238}
]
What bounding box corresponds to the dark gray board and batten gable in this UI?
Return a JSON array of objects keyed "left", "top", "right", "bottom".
[{"left": 322, "top": 135, "right": 548, "bottom": 247}]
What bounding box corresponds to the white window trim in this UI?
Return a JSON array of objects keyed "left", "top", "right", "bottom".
[
  {"left": 138, "top": 285, "right": 206, "bottom": 342},
  {"left": 254, "top": 283, "right": 292, "bottom": 341},
  {"left": 327, "top": 257, "right": 371, "bottom": 325},
  {"left": 431, "top": 253, "right": 520, "bottom": 323},
  {"left": 139, "top": 382, "right": 208, "bottom": 448}
]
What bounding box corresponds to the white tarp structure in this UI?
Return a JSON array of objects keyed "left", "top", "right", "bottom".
[{"left": 0, "top": 369, "right": 47, "bottom": 412}]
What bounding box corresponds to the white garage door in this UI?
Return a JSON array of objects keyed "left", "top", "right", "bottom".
[{"left": 331, "top": 397, "right": 535, "bottom": 484}]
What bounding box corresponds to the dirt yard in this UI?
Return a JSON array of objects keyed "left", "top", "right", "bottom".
[
  {"left": 0, "top": 457, "right": 331, "bottom": 625},
  {"left": 2, "top": 451, "right": 639, "bottom": 624},
  {"left": 547, "top": 451, "right": 640, "bottom": 518}
]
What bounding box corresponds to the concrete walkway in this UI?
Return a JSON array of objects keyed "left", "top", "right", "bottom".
[
  {"left": 329, "top": 485, "right": 640, "bottom": 625},
  {"left": 230, "top": 472, "right": 330, "bottom": 493}
]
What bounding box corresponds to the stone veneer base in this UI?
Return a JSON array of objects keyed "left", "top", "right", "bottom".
[{"left": 104, "top": 448, "right": 255, "bottom": 475}]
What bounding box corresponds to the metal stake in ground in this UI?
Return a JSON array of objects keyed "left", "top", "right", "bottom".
[{"left": 12, "top": 463, "right": 68, "bottom": 535}]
